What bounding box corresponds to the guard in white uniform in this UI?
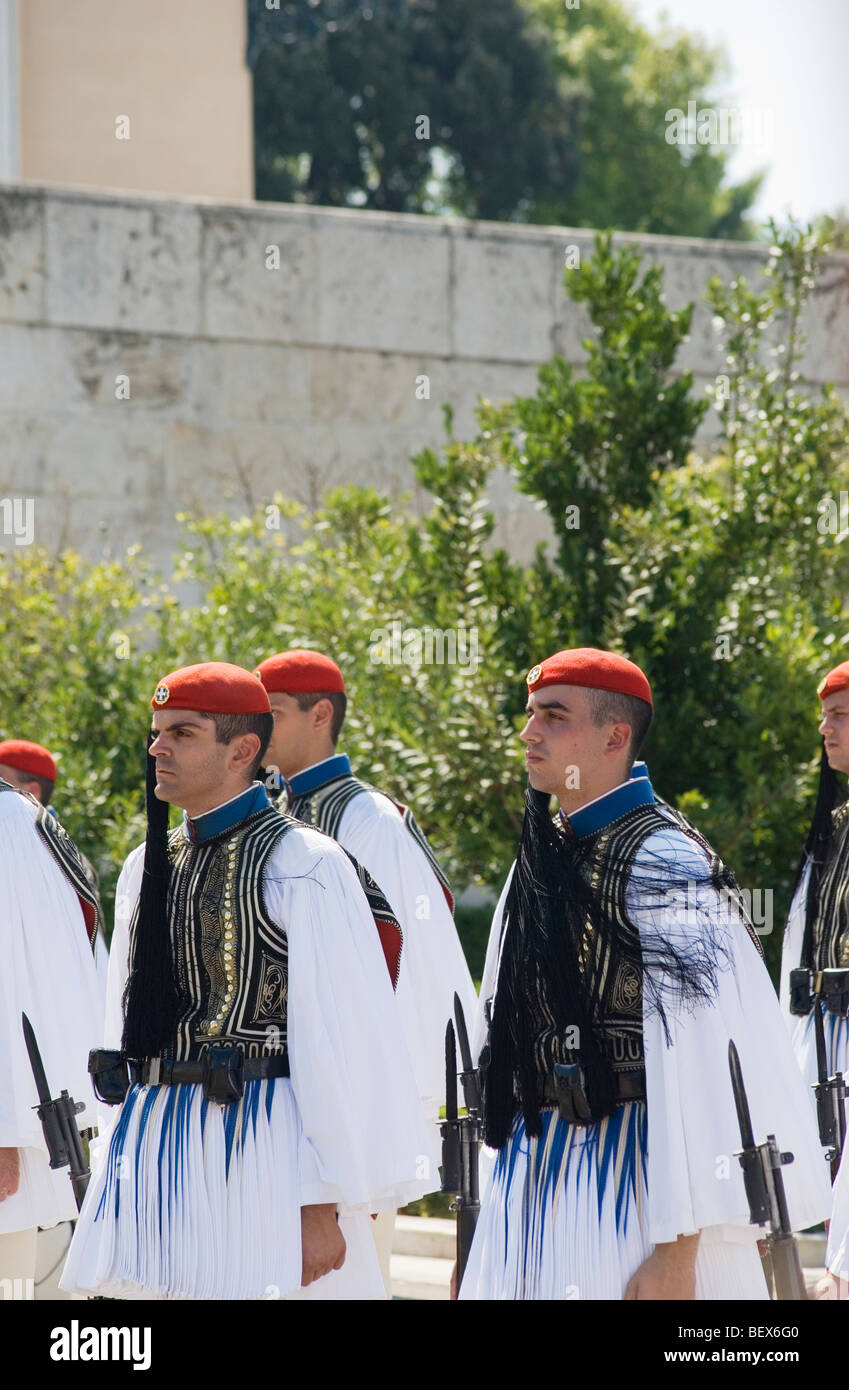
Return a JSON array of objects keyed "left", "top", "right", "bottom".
[
  {"left": 254, "top": 649, "right": 478, "bottom": 1286},
  {"left": 60, "top": 662, "right": 435, "bottom": 1300},
  {"left": 0, "top": 780, "right": 102, "bottom": 1297},
  {"left": 459, "top": 648, "right": 830, "bottom": 1301},
  {"left": 779, "top": 659, "right": 849, "bottom": 1298},
  {"left": 0, "top": 738, "right": 108, "bottom": 1010}
]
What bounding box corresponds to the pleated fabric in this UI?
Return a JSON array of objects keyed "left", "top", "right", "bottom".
[
  {"left": 337, "top": 791, "right": 479, "bottom": 1130},
  {"left": 780, "top": 865, "right": 849, "bottom": 1283},
  {"left": 778, "top": 864, "right": 809, "bottom": 1032},
  {"left": 60, "top": 1077, "right": 385, "bottom": 1300},
  {"left": 780, "top": 862, "right": 849, "bottom": 1101},
  {"left": 633, "top": 829, "right": 830, "bottom": 1244},
  {"left": 460, "top": 1104, "right": 768, "bottom": 1301},
  {"left": 788, "top": 1008, "right": 849, "bottom": 1102},
  {"left": 694, "top": 1231, "right": 770, "bottom": 1301},
  {"left": 460, "top": 1103, "right": 650, "bottom": 1300},
  {"left": 827, "top": 1152, "right": 849, "bottom": 1282}
]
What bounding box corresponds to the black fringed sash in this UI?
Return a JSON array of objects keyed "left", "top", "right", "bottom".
[{"left": 484, "top": 789, "right": 758, "bottom": 1150}]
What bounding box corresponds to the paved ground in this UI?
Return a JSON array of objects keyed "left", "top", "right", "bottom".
[{"left": 391, "top": 1216, "right": 454, "bottom": 1300}]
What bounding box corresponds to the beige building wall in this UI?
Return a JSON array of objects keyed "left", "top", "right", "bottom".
[{"left": 17, "top": 0, "right": 253, "bottom": 200}]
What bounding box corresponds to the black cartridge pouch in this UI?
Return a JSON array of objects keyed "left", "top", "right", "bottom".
[
  {"left": 821, "top": 969, "right": 849, "bottom": 1019},
  {"left": 202, "top": 1044, "right": 244, "bottom": 1104},
  {"left": 88, "top": 1049, "right": 130, "bottom": 1106},
  {"left": 788, "top": 967, "right": 814, "bottom": 1016},
  {"left": 553, "top": 1062, "right": 593, "bottom": 1126}
]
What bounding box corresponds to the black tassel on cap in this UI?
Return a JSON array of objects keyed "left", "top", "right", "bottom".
[{"left": 121, "top": 737, "right": 179, "bottom": 1058}]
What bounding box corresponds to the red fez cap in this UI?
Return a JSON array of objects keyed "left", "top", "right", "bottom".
[
  {"left": 0, "top": 739, "right": 58, "bottom": 781},
  {"left": 254, "top": 649, "right": 345, "bottom": 695},
  {"left": 151, "top": 662, "right": 271, "bottom": 715},
  {"left": 818, "top": 660, "right": 849, "bottom": 701},
  {"left": 526, "top": 647, "right": 652, "bottom": 706}
]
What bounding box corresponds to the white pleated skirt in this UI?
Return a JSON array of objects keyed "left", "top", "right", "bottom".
[
  {"left": 59, "top": 1079, "right": 385, "bottom": 1301},
  {"left": 459, "top": 1103, "right": 768, "bottom": 1301},
  {"left": 791, "top": 1006, "right": 849, "bottom": 1098},
  {"left": 791, "top": 1003, "right": 849, "bottom": 1273}
]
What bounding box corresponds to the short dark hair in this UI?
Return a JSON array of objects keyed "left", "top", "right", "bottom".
[
  {"left": 292, "top": 691, "right": 347, "bottom": 745},
  {"left": 2, "top": 766, "right": 55, "bottom": 805},
  {"left": 201, "top": 711, "right": 274, "bottom": 780},
  {"left": 30, "top": 773, "right": 56, "bottom": 804},
  {"left": 585, "top": 688, "right": 653, "bottom": 763}
]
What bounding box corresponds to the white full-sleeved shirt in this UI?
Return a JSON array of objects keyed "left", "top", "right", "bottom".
[{"left": 0, "top": 788, "right": 102, "bottom": 1235}]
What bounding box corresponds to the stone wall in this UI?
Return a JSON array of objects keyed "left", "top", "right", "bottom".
[{"left": 1, "top": 181, "right": 848, "bottom": 566}]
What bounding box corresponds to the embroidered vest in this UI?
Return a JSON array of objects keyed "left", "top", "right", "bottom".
[
  {"left": 560, "top": 803, "right": 762, "bottom": 1081},
  {"left": 283, "top": 773, "right": 454, "bottom": 913},
  {"left": 137, "top": 805, "right": 295, "bottom": 1063},
  {"left": 810, "top": 802, "right": 849, "bottom": 969}
]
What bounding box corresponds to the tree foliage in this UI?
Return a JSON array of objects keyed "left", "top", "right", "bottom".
[
  {"left": 251, "top": 0, "right": 581, "bottom": 219},
  {"left": 484, "top": 222, "right": 849, "bottom": 974},
  {"left": 606, "top": 226, "right": 849, "bottom": 972},
  {"left": 250, "top": 0, "right": 761, "bottom": 237},
  {"left": 487, "top": 233, "right": 707, "bottom": 640},
  {"left": 0, "top": 546, "right": 163, "bottom": 925},
  {"left": 526, "top": 0, "right": 764, "bottom": 238}
]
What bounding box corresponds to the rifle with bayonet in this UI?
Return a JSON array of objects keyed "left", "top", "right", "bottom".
[
  {"left": 21, "top": 1012, "right": 91, "bottom": 1211},
  {"left": 728, "top": 1039, "right": 807, "bottom": 1301},
  {"left": 440, "top": 993, "right": 481, "bottom": 1285},
  {"left": 811, "top": 975, "right": 847, "bottom": 1182}
]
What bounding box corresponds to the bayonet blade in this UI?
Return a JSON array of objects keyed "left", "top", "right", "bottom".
[
  {"left": 453, "top": 993, "right": 473, "bottom": 1073},
  {"left": 454, "top": 992, "right": 482, "bottom": 1115},
  {"left": 445, "top": 1020, "right": 458, "bottom": 1122},
  {"left": 728, "top": 1039, "right": 755, "bottom": 1151},
  {"left": 22, "top": 1012, "right": 52, "bottom": 1106}
]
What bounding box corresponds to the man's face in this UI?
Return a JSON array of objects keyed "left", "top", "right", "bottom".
[
  {"left": 0, "top": 763, "right": 44, "bottom": 803},
  {"left": 264, "top": 692, "right": 321, "bottom": 780},
  {"left": 148, "top": 709, "right": 238, "bottom": 812},
  {"left": 820, "top": 691, "right": 849, "bottom": 775},
  {"left": 520, "top": 685, "right": 630, "bottom": 801}
]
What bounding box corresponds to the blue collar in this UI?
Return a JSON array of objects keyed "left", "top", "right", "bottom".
[
  {"left": 630, "top": 760, "right": 656, "bottom": 801},
  {"left": 183, "top": 782, "right": 270, "bottom": 844},
  {"left": 288, "top": 754, "right": 351, "bottom": 797},
  {"left": 563, "top": 777, "right": 655, "bottom": 840}
]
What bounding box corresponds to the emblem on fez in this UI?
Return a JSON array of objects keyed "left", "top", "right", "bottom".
[
  {"left": 527, "top": 664, "right": 542, "bottom": 686},
  {"left": 153, "top": 684, "right": 170, "bottom": 705}
]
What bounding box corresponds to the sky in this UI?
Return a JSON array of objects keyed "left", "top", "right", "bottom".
[{"left": 628, "top": 0, "right": 849, "bottom": 226}]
